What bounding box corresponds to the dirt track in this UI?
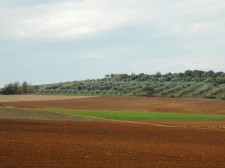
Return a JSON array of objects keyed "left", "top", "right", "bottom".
[
  {"left": 1, "top": 119, "right": 225, "bottom": 168},
  {"left": 3, "top": 96, "right": 225, "bottom": 114}
]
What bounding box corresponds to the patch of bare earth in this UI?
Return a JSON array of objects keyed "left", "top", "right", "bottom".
[
  {"left": 1, "top": 119, "right": 225, "bottom": 168},
  {"left": 0, "top": 95, "right": 97, "bottom": 103},
  {"left": 0, "top": 108, "right": 98, "bottom": 121},
  {"left": 142, "top": 120, "right": 225, "bottom": 131},
  {"left": 3, "top": 96, "right": 225, "bottom": 114}
]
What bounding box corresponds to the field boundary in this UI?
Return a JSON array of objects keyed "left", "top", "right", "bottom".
[
  {"left": 82, "top": 115, "right": 225, "bottom": 132},
  {"left": 44, "top": 109, "right": 225, "bottom": 132}
]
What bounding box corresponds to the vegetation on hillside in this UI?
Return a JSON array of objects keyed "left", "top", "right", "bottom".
[
  {"left": 0, "top": 81, "right": 32, "bottom": 95},
  {"left": 32, "top": 70, "right": 225, "bottom": 100}
]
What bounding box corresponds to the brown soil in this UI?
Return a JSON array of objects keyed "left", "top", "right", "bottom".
[
  {"left": 1, "top": 119, "right": 225, "bottom": 168},
  {"left": 3, "top": 96, "right": 225, "bottom": 114},
  {"left": 0, "top": 95, "right": 96, "bottom": 103},
  {"left": 0, "top": 107, "right": 224, "bottom": 131},
  {"left": 1, "top": 96, "right": 225, "bottom": 167},
  {"left": 142, "top": 120, "right": 225, "bottom": 131},
  {"left": 0, "top": 108, "right": 99, "bottom": 121}
]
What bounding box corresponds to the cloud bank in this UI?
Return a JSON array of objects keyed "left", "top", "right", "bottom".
[
  {"left": 1, "top": 0, "right": 224, "bottom": 40},
  {"left": 0, "top": 0, "right": 225, "bottom": 86}
]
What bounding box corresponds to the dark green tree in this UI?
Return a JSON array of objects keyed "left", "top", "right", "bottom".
[
  {"left": 142, "top": 85, "right": 154, "bottom": 97},
  {"left": 215, "top": 76, "right": 225, "bottom": 85},
  {"left": 155, "top": 72, "right": 162, "bottom": 77},
  {"left": 22, "top": 81, "right": 29, "bottom": 93},
  {"left": 1, "top": 81, "right": 32, "bottom": 95}
]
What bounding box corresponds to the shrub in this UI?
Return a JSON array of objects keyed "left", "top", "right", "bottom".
[
  {"left": 205, "top": 96, "right": 216, "bottom": 99},
  {"left": 142, "top": 85, "right": 154, "bottom": 97}
]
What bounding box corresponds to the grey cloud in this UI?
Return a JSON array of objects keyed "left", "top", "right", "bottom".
[{"left": 0, "top": 0, "right": 225, "bottom": 86}]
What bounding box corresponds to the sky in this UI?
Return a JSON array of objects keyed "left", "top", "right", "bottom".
[{"left": 0, "top": 0, "right": 225, "bottom": 87}]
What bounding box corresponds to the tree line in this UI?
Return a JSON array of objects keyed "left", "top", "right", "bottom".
[
  {"left": 1, "top": 70, "right": 225, "bottom": 99},
  {"left": 0, "top": 81, "right": 32, "bottom": 95},
  {"left": 33, "top": 70, "right": 225, "bottom": 99}
]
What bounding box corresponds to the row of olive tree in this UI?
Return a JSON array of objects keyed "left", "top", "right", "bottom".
[
  {"left": 103, "top": 70, "right": 225, "bottom": 84},
  {"left": 0, "top": 81, "right": 32, "bottom": 95},
  {"left": 31, "top": 70, "right": 225, "bottom": 99}
]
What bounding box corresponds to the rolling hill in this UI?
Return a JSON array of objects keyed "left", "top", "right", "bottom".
[{"left": 33, "top": 70, "right": 225, "bottom": 100}]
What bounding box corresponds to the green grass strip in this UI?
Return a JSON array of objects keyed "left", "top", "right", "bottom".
[{"left": 42, "top": 108, "right": 225, "bottom": 121}]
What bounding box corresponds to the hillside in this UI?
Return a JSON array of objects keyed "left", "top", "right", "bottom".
[{"left": 33, "top": 70, "right": 225, "bottom": 100}]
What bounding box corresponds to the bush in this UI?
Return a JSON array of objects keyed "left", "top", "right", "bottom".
[
  {"left": 205, "top": 96, "right": 216, "bottom": 99},
  {"left": 142, "top": 85, "right": 154, "bottom": 97}
]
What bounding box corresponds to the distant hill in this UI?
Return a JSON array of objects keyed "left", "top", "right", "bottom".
[{"left": 33, "top": 70, "right": 225, "bottom": 100}]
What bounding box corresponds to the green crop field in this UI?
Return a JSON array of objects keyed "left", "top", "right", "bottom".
[{"left": 43, "top": 108, "right": 225, "bottom": 121}]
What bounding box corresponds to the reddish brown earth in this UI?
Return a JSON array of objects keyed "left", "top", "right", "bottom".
[
  {"left": 1, "top": 119, "right": 225, "bottom": 168},
  {"left": 142, "top": 120, "right": 225, "bottom": 131},
  {"left": 1, "top": 96, "right": 225, "bottom": 167},
  {"left": 0, "top": 95, "right": 96, "bottom": 102},
  {"left": 3, "top": 96, "right": 225, "bottom": 114}
]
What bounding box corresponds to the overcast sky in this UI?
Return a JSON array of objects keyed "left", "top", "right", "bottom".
[{"left": 0, "top": 0, "right": 225, "bottom": 87}]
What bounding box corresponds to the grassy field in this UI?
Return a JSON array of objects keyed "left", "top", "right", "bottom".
[{"left": 43, "top": 108, "right": 225, "bottom": 121}]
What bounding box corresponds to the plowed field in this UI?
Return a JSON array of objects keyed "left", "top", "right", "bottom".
[
  {"left": 3, "top": 96, "right": 225, "bottom": 114},
  {"left": 1, "top": 95, "right": 225, "bottom": 167},
  {"left": 0, "top": 95, "right": 96, "bottom": 102},
  {"left": 1, "top": 119, "right": 225, "bottom": 168}
]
